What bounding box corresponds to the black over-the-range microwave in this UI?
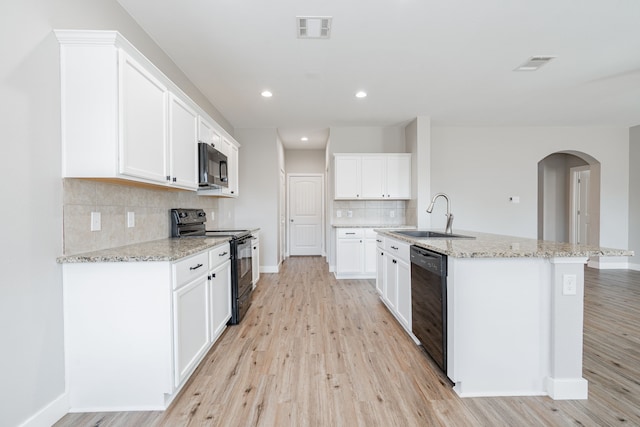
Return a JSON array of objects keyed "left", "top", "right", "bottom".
[{"left": 198, "top": 142, "right": 228, "bottom": 189}]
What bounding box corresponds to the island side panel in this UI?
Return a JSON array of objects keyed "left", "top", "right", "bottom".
[
  {"left": 546, "top": 257, "right": 589, "bottom": 399},
  {"left": 447, "top": 257, "right": 552, "bottom": 397}
]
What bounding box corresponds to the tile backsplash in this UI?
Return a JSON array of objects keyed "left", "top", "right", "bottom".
[
  {"left": 332, "top": 200, "right": 407, "bottom": 225},
  {"left": 62, "top": 179, "right": 228, "bottom": 255}
]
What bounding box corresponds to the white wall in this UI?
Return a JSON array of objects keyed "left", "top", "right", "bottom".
[
  {"left": 0, "top": 1, "right": 232, "bottom": 425},
  {"left": 285, "top": 149, "right": 325, "bottom": 174},
  {"left": 430, "top": 126, "right": 630, "bottom": 255},
  {"left": 233, "top": 128, "right": 280, "bottom": 271},
  {"left": 405, "top": 117, "right": 432, "bottom": 228},
  {"left": 629, "top": 125, "right": 640, "bottom": 269}
]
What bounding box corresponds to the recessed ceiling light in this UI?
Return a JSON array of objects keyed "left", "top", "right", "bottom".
[
  {"left": 261, "top": 90, "right": 273, "bottom": 98},
  {"left": 301, "top": 137, "right": 309, "bottom": 141},
  {"left": 514, "top": 56, "right": 556, "bottom": 71},
  {"left": 355, "top": 91, "right": 367, "bottom": 98}
]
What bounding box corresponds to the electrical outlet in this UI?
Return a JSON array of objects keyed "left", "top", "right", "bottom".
[
  {"left": 562, "top": 274, "right": 577, "bottom": 295},
  {"left": 390, "top": 210, "right": 395, "bottom": 218},
  {"left": 210, "top": 211, "right": 215, "bottom": 221},
  {"left": 336, "top": 210, "right": 342, "bottom": 218},
  {"left": 127, "top": 211, "right": 135, "bottom": 228},
  {"left": 347, "top": 210, "right": 353, "bottom": 218},
  {"left": 90, "top": 212, "right": 101, "bottom": 231}
]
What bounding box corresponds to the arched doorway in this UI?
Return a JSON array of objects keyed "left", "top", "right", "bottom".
[{"left": 537, "top": 151, "right": 601, "bottom": 245}]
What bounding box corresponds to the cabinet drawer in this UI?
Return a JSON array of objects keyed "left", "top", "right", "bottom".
[
  {"left": 384, "top": 238, "right": 410, "bottom": 262},
  {"left": 174, "top": 252, "right": 208, "bottom": 289},
  {"left": 209, "top": 242, "right": 231, "bottom": 269},
  {"left": 337, "top": 228, "right": 364, "bottom": 238}
]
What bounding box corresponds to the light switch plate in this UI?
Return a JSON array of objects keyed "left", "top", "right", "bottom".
[
  {"left": 90, "top": 212, "right": 101, "bottom": 231},
  {"left": 127, "top": 211, "right": 135, "bottom": 228}
]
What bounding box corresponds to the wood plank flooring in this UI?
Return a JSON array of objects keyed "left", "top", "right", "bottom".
[{"left": 55, "top": 258, "right": 640, "bottom": 427}]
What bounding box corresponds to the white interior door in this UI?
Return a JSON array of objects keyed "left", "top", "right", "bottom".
[
  {"left": 570, "top": 167, "right": 591, "bottom": 245},
  {"left": 289, "top": 175, "right": 324, "bottom": 256}
]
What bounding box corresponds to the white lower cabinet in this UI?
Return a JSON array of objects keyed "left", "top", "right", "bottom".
[
  {"left": 62, "top": 242, "right": 231, "bottom": 411},
  {"left": 173, "top": 274, "right": 210, "bottom": 387},
  {"left": 335, "top": 228, "right": 377, "bottom": 279},
  {"left": 376, "top": 235, "right": 412, "bottom": 332}
]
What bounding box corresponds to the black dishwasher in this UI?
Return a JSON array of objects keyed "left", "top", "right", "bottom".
[{"left": 410, "top": 246, "right": 447, "bottom": 373}]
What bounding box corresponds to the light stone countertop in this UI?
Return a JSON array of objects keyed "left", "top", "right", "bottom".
[
  {"left": 375, "top": 229, "right": 634, "bottom": 259},
  {"left": 57, "top": 237, "right": 232, "bottom": 263}
]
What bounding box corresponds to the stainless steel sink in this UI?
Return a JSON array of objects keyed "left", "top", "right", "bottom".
[{"left": 394, "top": 230, "right": 476, "bottom": 239}]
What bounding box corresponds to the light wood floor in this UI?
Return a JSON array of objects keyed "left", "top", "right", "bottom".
[{"left": 56, "top": 258, "right": 640, "bottom": 427}]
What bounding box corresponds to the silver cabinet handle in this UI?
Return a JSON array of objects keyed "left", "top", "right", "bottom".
[
  {"left": 346, "top": 232, "right": 356, "bottom": 235},
  {"left": 219, "top": 251, "right": 228, "bottom": 257},
  {"left": 190, "top": 263, "right": 203, "bottom": 270}
]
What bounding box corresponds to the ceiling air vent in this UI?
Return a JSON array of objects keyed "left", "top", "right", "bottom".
[
  {"left": 297, "top": 16, "right": 332, "bottom": 39},
  {"left": 514, "top": 56, "right": 556, "bottom": 71}
]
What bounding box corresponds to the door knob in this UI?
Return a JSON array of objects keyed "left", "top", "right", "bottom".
[{"left": 290, "top": 219, "right": 294, "bottom": 222}]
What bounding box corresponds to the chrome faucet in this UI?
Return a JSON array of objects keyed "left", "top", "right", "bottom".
[{"left": 426, "top": 193, "right": 454, "bottom": 234}]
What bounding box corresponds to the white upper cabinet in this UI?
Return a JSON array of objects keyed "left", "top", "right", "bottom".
[
  {"left": 334, "top": 155, "right": 361, "bottom": 198},
  {"left": 334, "top": 154, "right": 411, "bottom": 200},
  {"left": 56, "top": 30, "right": 233, "bottom": 193},
  {"left": 384, "top": 154, "right": 412, "bottom": 199},
  {"left": 360, "top": 156, "right": 386, "bottom": 198},
  {"left": 168, "top": 93, "right": 198, "bottom": 190},
  {"left": 119, "top": 52, "right": 168, "bottom": 183}
]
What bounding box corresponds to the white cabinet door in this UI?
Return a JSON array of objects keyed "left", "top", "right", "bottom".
[
  {"left": 385, "top": 155, "right": 411, "bottom": 199},
  {"left": 335, "top": 156, "right": 361, "bottom": 199},
  {"left": 336, "top": 238, "right": 363, "bottom": 274},
  {"left": 361, "top": 156, "right": 386, "bottom": 199},
  {"left": 396, "top": 259, "right": 411, "bottom": 329},
  {"left": 119, "top": 52, "right": 168, "bottom": 183},
  {"left": 364, "top": 237, "right": 378, "bottom": 275},
  {"left": 173, "top": 275, "right": 210, "bottom": 387},
  {"left": 385, "top": 256, "right": 399, "bottom": 310},
  {"left": 209, "top": 259, "right": 231, "bottom": 343},
  {"left": 223, "top": 142, "right": 239, "bottom": 197},
  {"left": 376, "top": 250, "right": 385, "bottom": 296},
  {"left": 168, "top": 93, "right": 198, "bottom": 190}
]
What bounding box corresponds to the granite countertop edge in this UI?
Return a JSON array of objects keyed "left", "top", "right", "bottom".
[
  {"left": 374, "top": 229, "right": 634, "bottom": 259},
  {"left": 57, "top": 232, "right": 259, "bottom": 264}
]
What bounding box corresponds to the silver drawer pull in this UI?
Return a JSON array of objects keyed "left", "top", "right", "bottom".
[
  {"left": 219, "top": 251, "right": 228, "bottom": 257},
  {"left": 190, "top": 263, "right": 204, "bottom": 271},
  {"left": 345, "top": 232, "right": 356, "bottom": 235}
]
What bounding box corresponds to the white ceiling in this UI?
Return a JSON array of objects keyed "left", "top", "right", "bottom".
[{"left": 117, "top": 0, "right": 640, "bottom": 149}]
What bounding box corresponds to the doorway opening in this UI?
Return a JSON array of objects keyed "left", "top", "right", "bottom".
[{"left": 537, "top": 151, "right": 601, "bottom": 246}]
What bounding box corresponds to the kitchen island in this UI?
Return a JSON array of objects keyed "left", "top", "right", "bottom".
[{"left": 375, "top": 229, "right": 633, "bottom": 400}]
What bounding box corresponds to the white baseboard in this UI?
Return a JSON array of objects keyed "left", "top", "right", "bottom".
[
  {"left": 545, "top": 377, "right": 588, "bottom": 400},
  {"left": 18, "top": 392, "right": 69, "bottom": 427},
  {"left": 588, "top": 258, "right": 629, "bottom": 270},
  {"left": 628, "top": 263, "right": 640, "bottom": 271},
  {"left": 260, "top": 265, "right": 279, "bottom": 273}
]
